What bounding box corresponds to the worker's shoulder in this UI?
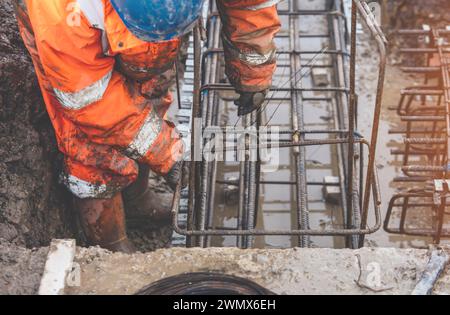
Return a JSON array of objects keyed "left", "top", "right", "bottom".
[
  {"left": 27, "top": 0, "right": 101, "bottom": 43},
  {"left": 27, "top": 0, "right": 85, "bottom": 27}
]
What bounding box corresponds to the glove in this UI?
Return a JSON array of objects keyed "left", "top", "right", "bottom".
[
  {"left": 234, "top": 90, "right": 268, "bottom": 116},
  {"left": 164, "top": 161, "right": 190, "bottom": 191}
]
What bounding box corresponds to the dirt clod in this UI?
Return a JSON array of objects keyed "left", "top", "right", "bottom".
[{"left": 0, "top": 238, "right": 48, "bottom": 294}]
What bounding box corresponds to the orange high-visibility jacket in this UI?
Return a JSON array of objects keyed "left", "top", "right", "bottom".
[{"left": 14, "top": 0, "right": 280, "bottom": 199}]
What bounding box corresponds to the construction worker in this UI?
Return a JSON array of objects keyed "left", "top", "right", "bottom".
[{"left": 14, "top": 0, "right": 281, "bottom": 253}]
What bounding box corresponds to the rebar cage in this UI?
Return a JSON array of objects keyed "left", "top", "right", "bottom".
[
  {"left": 385, "top": 27, "right": 450, "bottom": 244},
  {"left": 172, "top": 0, "right": 386, "bottom": 249}
]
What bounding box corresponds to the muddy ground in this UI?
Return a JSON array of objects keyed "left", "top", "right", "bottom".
[
  {"left": 385, "top": 0, "right": 449, "bottom": 30},
  {"left": 67, "top": 246, "right": 450, "bottom": 295},
  {"left": 0, "top": 239, "right": 48, "bottom": 295}
]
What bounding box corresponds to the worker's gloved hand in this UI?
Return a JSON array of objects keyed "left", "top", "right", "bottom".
[
  {"left": 164, "top": 161, "right": 190, "bottom": 191},
  {"left": 234, "top": 90, "right": 268, "bottom": 116}
]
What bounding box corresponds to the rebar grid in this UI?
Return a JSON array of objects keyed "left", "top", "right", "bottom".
[
  {"left": 385, "top": 28, "right": 450, "bottom": 243},
  {"left": 172, "top": 0, "right": 385, "bottom": 249}
]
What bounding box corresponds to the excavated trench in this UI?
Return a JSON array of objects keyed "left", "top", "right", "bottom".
[{"left": 0, "top": 0, "right": 449, "bottom": 294}]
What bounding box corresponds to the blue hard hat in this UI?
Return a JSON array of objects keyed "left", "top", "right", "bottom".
[{"left": 110, "top": 0, "right": 204, "bottom": 42}]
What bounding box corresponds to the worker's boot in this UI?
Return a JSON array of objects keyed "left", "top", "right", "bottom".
[
  {"left": 164, "top": 161, "right": 190, "bottom": 191},
  {"left": 74, "top": 193, "right": 136, "bottom": 254},
  {"left": 122, "top": 164, "right": 172, "bottom": 224}
]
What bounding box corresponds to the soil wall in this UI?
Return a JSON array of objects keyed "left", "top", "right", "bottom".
[{"left": 0, "top": 0, "right": 76, "bottom": 248}]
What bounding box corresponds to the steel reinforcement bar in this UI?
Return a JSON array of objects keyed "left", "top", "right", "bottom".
[
  {"left": 173, "top": 0, "right": 385, "bottom": 249},
  {"left": 385, "top": 27, "right": 450, "bottom": 243}
]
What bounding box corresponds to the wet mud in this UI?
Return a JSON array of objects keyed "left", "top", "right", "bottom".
[
  {"left": 385, "top": 0, "right": 450, "bottom": 30},
  {"left": 68, "top": 246, "right": 441, "bottom": 295}
]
